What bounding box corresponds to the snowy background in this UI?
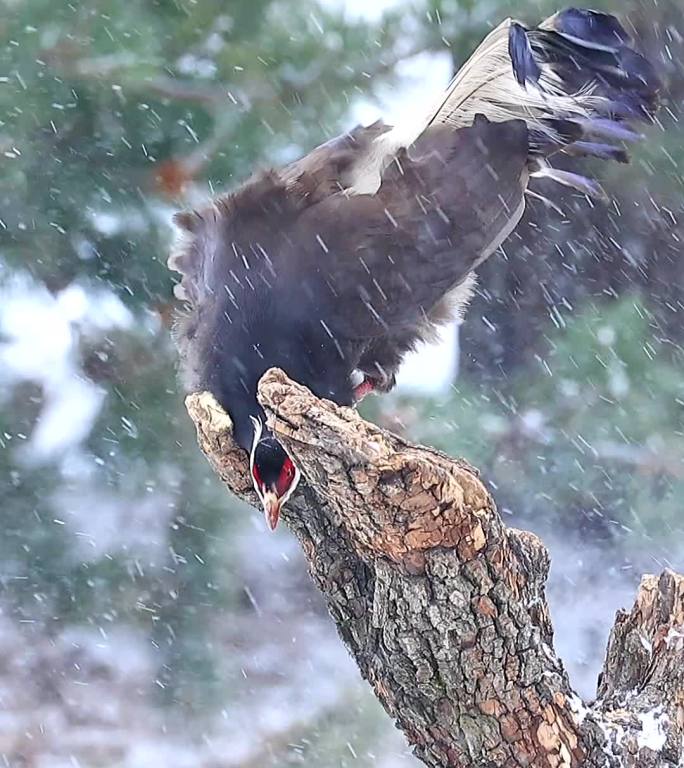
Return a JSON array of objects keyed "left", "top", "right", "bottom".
[{"left": 1, "top": 0, "right": 683, "bottom": 765}]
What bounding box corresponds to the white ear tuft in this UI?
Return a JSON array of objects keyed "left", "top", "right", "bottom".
[
  {"left": 248, "top": 416, "right": 263, "bottom": 476},
  {"left": 279, "top": 460, "right": 301, "bottom": 507}
]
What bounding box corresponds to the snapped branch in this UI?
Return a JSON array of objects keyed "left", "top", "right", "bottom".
[{"left": 186, "top": 368, "right": 684, "bottom": 768}]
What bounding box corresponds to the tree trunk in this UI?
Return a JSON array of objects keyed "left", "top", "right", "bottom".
[{"left": 185, "top": 369, "right": 684, "bottom": 768}]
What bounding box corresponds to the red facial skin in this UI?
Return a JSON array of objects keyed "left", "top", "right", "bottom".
[
  {"left": 275, "top": 457, "right": 296, "bottom": 497},
  {"left": 353, "top": 378, "right": 375, "bottom": 401},
  {"left": 251, "top": 375, "right": 371, "bottom": 530},
  {"left": 252, "top": 457, "right": 297, "bottom": 530},
  {"left": 251, "top": 462, "right": 263, "bottom": 488}
]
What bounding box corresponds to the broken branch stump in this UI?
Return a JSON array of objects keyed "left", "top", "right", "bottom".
[{"left": 185, "top": 368, "right": 684, "bottom": 768}]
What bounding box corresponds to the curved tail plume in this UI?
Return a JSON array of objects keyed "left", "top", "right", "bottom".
[
  {"left": 361, "top": 8, "right": 660, "bottom": 200},
  {"left": 439, "top": 9, "right": 659, "bottom": 197}
]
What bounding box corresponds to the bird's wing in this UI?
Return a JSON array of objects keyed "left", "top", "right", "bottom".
[
  {"left": 279, "top": 121, "right": 391, "bottom": 202},
  {"left": 169, "top": 122, "right": 391, "bottom": 306},
  {"left": 291, "top": 116, "right": 529, "bottom": 340}
]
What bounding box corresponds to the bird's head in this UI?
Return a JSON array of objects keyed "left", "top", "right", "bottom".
[{"left": 249, "top": 417, "right": 300, "bottom": 530}]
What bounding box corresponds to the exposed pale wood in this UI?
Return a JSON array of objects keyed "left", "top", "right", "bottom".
[{"left": 186, "top": 368, "right": 684, "bottom": 768}]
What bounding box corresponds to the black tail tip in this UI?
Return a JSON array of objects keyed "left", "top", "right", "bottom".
[
  {"left": 508, "top": 22, "right": 542, "bottom": 88},
  {"left": 543, "top": 8, "right": 632, "bottom": 50}
]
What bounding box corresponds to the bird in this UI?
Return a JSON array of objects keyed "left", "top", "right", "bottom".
[{"left": 168, "top": 8, "right": 659, "bottom": 530}]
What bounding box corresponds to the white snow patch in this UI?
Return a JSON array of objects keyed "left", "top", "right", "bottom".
[
  {"left": 597, "top": 325, "right": 617, "bottom": 346},
  {"left": 90, "top": 209, "right": 148, "bottom": 236},
  {"left": 327, "top": 0, "right": 404, "bottom": 22},
  {"left": 568, "top": 693, "right": 590, "bottom": 726},
  {"left": 396, "top": 321, "right": 459, "bottom": 394},
  {"left": 0, "top": 271, "right": 133, "bottom": 462},
  {"left": 597, "top": 717, "right": 627, "bottom": 765},
  {"left": 637, "top": 707, "right": 668, "bottom": 753},
  {"left": 639, "top": 633, "right": 653, "bottom": 655},
  {"left": 29, "top": 375, "right": 105, "bottom": 462},
  {"left": 665, "top": 625, "right": 684, "bottom": 650}
]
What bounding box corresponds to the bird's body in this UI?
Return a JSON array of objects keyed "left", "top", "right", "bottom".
[{"left": 169, "top": 8, "right": 659, "bottom": 527}]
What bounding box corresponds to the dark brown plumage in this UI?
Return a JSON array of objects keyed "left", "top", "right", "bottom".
[{"left": 168, "top": 8, "right": 659, "bottom": 528}]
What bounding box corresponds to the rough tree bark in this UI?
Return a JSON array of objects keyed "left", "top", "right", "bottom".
[{"left": 185, "top": 369, "right": 684, "bottom": 768}]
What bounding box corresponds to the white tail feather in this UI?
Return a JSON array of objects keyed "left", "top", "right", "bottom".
[
  {"left": 427, "top": 20, "right": 600, "bottom": 136},
  {"left": 349, "top": 19, "right": 597, "bottom": 195}
]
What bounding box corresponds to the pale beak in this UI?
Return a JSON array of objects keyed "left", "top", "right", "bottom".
[{"left": 262, "top": 490, "right": 282, "bottom": 531}]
